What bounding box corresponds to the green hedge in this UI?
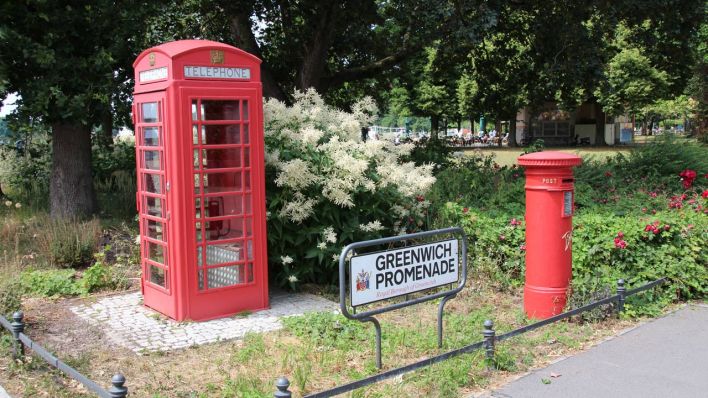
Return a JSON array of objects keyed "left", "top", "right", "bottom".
[{"left": 439, "top": 202, "right": 707, "bottom": 306}]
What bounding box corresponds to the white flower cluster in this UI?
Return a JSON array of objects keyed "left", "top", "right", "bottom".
[
  {"left": 264, "top": 89, "right": 436, "bottom": 223},
  {"left": 278, "top": 192, "right": 318, "bottom": 223},
  {"left": 359, "top": 220, "right": 384, "bottom": 232},
  {"left": 322, "top": 227, "right": 337, "bottom": 244}
]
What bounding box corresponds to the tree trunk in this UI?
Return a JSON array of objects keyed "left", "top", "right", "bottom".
[
  {"left": 50, "top": 123, "right": 96, "bottom": 219},
  {"left": 229, "top": 11, "right": 288, "bottom": 102},
  {"left": 594, "top": 102, "right": 607, "bottom": 146},
  {"left": 508, "top": 116, "right": 517, "bottom": 147},
  {"left": 431, "top": 115, "right": 439, "bottom": 139},
  {"left": 296, "top": 2, "right": 339, "bottom": 91},
  {"left": 97, "top": 110, "right": 113, "bottom": 149}
]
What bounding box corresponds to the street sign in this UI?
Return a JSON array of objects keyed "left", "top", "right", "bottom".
[{"left": 350, "top": 239, "right": 459, "bottom": 306}]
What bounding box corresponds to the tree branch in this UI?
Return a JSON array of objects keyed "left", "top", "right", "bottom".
[
  {"left": 296, "top": 1, "right": 340, "bottom": 90},
  {"left": 229, "top": 9, "right": 288, "bottom": 101}
]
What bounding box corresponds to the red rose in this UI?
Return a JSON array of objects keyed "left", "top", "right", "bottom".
[
  {"left": 702, "top": 190, "right": 708, "bottom": 199},
  {"left": 679, "top": 169, "right": 697, "bottom": 189}
]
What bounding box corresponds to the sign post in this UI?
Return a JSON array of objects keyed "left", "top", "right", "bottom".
[{"left": 339, "top": 227, "right": 468, "bottom": 368}]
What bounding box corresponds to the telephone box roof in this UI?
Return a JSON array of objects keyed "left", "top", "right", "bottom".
[{"left": 133, "top": 40, "right": 261, "bottom": 68}]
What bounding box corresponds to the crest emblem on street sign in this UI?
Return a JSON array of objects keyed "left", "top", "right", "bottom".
[
  {"left": 210, "top": 50, "right": 225, "bottom": 64},
  {"left": 356, "top": 270, "right": 370, "bottom": 291}
]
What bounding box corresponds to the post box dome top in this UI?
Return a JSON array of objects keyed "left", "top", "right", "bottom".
[
  {"left": 518, "top": 151, "right": 582, "bottom": 167},
  {"left": 133, "top": 39, "right": 261, "bottom": 68}
]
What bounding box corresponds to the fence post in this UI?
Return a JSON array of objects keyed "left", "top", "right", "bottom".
[
  {"left": 274, "top": 377, "right": 292, "bottom": 398},
  {"left": 10, "top": 311, "right": 25, "bottom": 358},
  {"left": 108, "top": 374, "right": 128, "bottom": 398},
  {"left": 482, "top": 319, "right": 495, "bottom": 370},
  {"left": 617, "top": 279, "right": 626, "bottom": 315}
]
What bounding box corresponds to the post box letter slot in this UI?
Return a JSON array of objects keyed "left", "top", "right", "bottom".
[
  {"left": 562, "top": 178, "right": 574, "bottom": 183},
  {"left": 563, "top": 191, "right": 572, "bottom": 217}
]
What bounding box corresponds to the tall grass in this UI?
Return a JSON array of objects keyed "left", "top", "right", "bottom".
[
  {"left": 35, "top": 216, "right": 101, "bottom": 268},
  {"left": 95, "top": 170, "right": 137, "bottom": 220}
]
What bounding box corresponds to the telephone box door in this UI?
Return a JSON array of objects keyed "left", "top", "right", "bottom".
[
  {"left": 134, "top": 92, "right": 174, "bottom": 317},
  {"left": 181, "top": 87, "right": 268, "bottom": 319}
]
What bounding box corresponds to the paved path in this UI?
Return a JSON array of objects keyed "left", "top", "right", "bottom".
[
  {"left": 483, "top": 304, "right": 708, "bottom": 398},
  {"left": 70, "top": 290, "right": 337, "bottom": 353}
]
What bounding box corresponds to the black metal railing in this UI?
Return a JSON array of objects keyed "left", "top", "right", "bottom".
[
  {"left": 273, "top": 277, "right": 667, "bottom": 398},
  {"left": 0, "top": 311, "right": 128, "bottom": 398}
]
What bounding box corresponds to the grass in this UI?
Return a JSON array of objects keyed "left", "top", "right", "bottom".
[{"left": 0, "top": 278, "right": 647, "bottom": 397}]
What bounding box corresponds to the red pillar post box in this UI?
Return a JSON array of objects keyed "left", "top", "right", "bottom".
[
  {"left": 132, "top": 40, "right": 269, "bottom": 321},
  {"left": 518, "top": 152, "right": 582, "bottom": 319}
]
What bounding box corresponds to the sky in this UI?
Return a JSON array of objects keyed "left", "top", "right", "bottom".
[{"left": 0, "top": 93, "right": 18, "bottom": 117}]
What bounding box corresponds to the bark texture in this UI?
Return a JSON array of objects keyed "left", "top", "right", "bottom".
[
  {"left": 50, "top": 123, "right": 96, "bottom": 219},
  {"left": 230, "top": 11, "right": 288, "bottom": 101},
  {"left": 508, "top": 116, "right": 517, "bottom": 147}
]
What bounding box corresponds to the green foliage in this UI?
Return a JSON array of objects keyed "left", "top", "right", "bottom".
[
  {"left": 19, "top": 246, "right": 127, "bottom": 297},
  {"left": 92, "top": 141, "right": 136, "bottom": 182},
  {"left": 20, "top": 269, "right": 83, "bottom": 297},
  {"left": 79, "top": 261, "right": 111, "bottom": 294},
  {"left": 282, "top": 312, "right": 368, "bottom": 350},
  {"left": 407, "top": 137, "right": 452, "bottom": 171},
  {"left": 438, "top": 203, "right": 526, "bottom": 289},
  {"left": 573, "top": 137, "right": 708, "bottom": 213},
  {"left": 595, "top": 47, "right": 669, "bottom": 116},
  {"left": 0, "top": 277, "right": 22, "bottom": 317},
  {"left": 0, "top": 136, "right": 51, "bottom": 208},
  {"left": 36, "top": 218, "right": 101, "bottom": 268},
  {"left": 523, "top": 139, "right": 545, "bottom": 154},
  {"left": 428, "top": 154, "right": 526, "bottom": 218},
  {"left": 435, "top": 139, "right": 707, "bottom": 311}
]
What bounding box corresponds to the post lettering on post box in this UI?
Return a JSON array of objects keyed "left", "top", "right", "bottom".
[{"left": 350, "top": 239, "right": 459, "bottom": 306}]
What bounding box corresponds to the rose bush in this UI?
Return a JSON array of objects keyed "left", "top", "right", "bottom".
[{"left": 432, "top": 137, "right": 707, "bottom": 313}]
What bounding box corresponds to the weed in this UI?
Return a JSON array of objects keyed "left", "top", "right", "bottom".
[
  {"left": 20, "top": 269, "right": 82, "bottom": 296},
  {"left": 36, "top": 217, "right": 101, "bottom": 268},
  {"left": 291, "top": 349, "right": 313, "bottom": 393},
  {"left": 234, "top": 333, "right": 266, "bottom": 363},
  {"left": 0, "top": 276, "right": 22, "bottom": 316}
]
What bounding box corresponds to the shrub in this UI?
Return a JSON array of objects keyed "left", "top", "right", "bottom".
[
  {"left": 437, "top": 202, "right": 526, "bottom": 289},
  {"left": 92, "top": 141, "right": 136, "bottom": 181},
  {"left": 574, "top": 136, "right": 707, "bottom": 214},
  {"left": 36, "top": 217, "right": 101, "bottom": 268},
  {"left": 79, "top": 245, "right": 129, "bottom": 293},
  {"left": 427, "top": 154, "right": 526, "bottom": 219},
  {"left": 406, "top": 136, "right": 452, "bottom": 172},
  {"left": 20, "top": 269, "right": 82, "bottom": 297},
  {"left": 0, "top": 277, "right": 22, "bottom": 317},
  {"left": 0, "top": 137, "right": 51, "bottom": 209},
  {"left": 264, "top": 90, "right": 436, "bottom": 288},
  {"left": 442, "top": 200, "right": 707, "bottom": 310}
]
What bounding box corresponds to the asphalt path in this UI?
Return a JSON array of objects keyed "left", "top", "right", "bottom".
[{"left": 481, "top": 304, "right": 708, "bottom": 398}]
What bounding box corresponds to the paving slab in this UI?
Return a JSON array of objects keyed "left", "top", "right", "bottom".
[
  {"left": 481, "top": 304, "right": 708, "bottom": 398},
  {"left": 70, "top": 290, "right": 337, "bottom": 353}
]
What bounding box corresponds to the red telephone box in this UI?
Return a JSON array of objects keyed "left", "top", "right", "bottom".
[{"left": 132, "top": 40, "right": 269, "bottom": 321}]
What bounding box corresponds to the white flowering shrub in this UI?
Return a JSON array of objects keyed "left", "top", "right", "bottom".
[{"left": 264, "top": 89, "right": 436, "bottom": 288}]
